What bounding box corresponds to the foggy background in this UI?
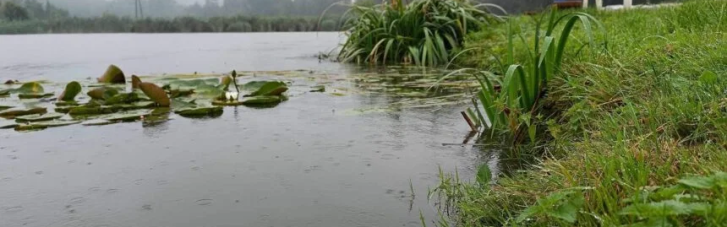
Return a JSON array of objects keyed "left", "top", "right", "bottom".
[{"left": 1, "top": 0, "right": 678, "bottom": 19}]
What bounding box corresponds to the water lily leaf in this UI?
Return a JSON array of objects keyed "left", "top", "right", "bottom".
[
  {"left": 240, "top": 81, "right": 269, "bottom": 90},
  {"left": 0, "top": 107, "right": 47, "bottom": 118},
  {"left": 0, "top": 105, "right": 12, "bottom": 111},
  {"left": 247, "top": 81, "right": 288, "bottom": 97},
  {"left": 55, "top": 101, "right": 79, "bottom": 107},
  {"left": 58, "top": 81, "right": 82, "bottom": 101},
  {"left": 103, "top": 111, "right": 150, "bottom": 122},
  {"left": 15, "top": 120, "right": 81, "bottom": 131},
  {"left": 82, "top": 119, "right": 116, "bottom": 126},
  {"left": 174, "top": 106, "right": 223, "bottom": 117},
  {"left": 105, "top": 93, "right": 141, "bottom": 105},
  {"left": 310, "top": 85, "right": 325, "bottom": 92},
  {"left": 170, "top": 89, "right": 195, "bottom": 98},
  {"left": 143, "top": 108, "right": 172, "bottom": 127},
  {"left": 18, "top": 93, "right": 54, "bottom": 99},
  {"left": 132, "top": 75, "right": 142, "bottom": 90},
  {"left": 219, "top": 76, "right": 233, "bottom": 91},
  {"left": 0, "top": 122, "right": 18, "bottom": 129},
  {"left": 14, "top": 82, "right": 44, "bottom": 94},
  {"left": 0, "top": 89, "right": 9, "bottom": 96},
  {"left": 15, "top": 113, "right": 64, "bottom": 122},
  {"left": 87, "top": 87, "right": 119, "bottom": 100},
  {"left": 139, "top": 82, "right": 170, "bottom": 107},
  {"left": 194, "top": 84, "right": 225, "bottom": 98},
  {"left": 171, "top": 99, "right": 196, "bottom": 109},
  {"left": 241, "top": 96, "right": 282, "bottom": 106},
  {"left": 212, "top": 100, "right": 245, "bottom": 106},
  {"left": 97, "top": 65, "right": 126, "bottom": 84},
  {"left": 55, "top": 106, "right": 72, "bottom": 113},
  {"left": 68, "top": 106, "right": 121, "bottom": 115}
]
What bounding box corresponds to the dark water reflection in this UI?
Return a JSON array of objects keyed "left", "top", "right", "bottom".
[{"left": 0, "top": 33, "right": 497, "bottom": 227}]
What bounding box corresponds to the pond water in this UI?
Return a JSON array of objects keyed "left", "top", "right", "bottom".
[{"left": 0, "top": 33, "right": 495, "bottom": 227}]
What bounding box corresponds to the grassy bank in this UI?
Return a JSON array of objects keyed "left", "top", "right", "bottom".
[{"left": 436, "top": 0, "right": 727, "bottom": 226}]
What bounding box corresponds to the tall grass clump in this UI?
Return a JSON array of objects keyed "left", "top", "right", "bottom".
[
  {"left": 431, "top": 0, "right": 727, "bottom": 226},
  {"left": 454, "top": 7, "right": 604, "bottom": 144},
  {"left": 334, "top": 0, "right": 501, "bottom": 66}
]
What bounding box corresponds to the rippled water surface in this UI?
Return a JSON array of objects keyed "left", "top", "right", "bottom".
[{"left": 0, "top": 33, "right": 492, "bottom": 227}]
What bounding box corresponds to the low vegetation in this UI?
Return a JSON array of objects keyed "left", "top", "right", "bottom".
[
  {"left": 434, "top": 0, "right": 727, "bottom": 226},
  {"left": 335, "top": 0, "right": 501, "bottom": 66}
]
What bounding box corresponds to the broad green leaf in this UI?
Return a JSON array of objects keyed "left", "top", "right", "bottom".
[
  {"left": 97, "top": 64, "right": 126, "bottom": 84},
  {"left": 139, "top": 83, "right": 170, "bottom": 107},
  {"left": 15, "top": 82, "right": 44, "bottom": 94},
  {"left": 0, "top": 107, "right": 47, "bottom": 118},
  {"left": 15, "top": 113, "right": 64, "bottom": 122},
  {"left": 87, "top": 87, "right": 119, "bottom": 100},
  {"left": 247, "top": 81, "right": 288, "bottom": 97},
  {"left": 58, "top": 81, "right": 82, "bottom": 101}
]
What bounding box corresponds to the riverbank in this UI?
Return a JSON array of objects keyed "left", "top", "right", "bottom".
[{"left": 439, "top": 0, "right": 727, "bottom": 226}]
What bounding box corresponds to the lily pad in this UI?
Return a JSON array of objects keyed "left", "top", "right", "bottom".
[
  {"left": 174, "top": 106, "right": 223, "bottom": 117},
  {"left": 246, "top": 81, "right": 288, "bottom": 97},
  {"left": 0, "top": 90, "right": 9, "bottom": 96},
  {"left": 0, "top": 107, "right": 47, "bottom": 118},
  {"left": 15, "top": 82, "right": 44, "bottom": 94},
  {"left": 0, "top": 105, "right": 12, "bottom": 111},
  {"left": 15, "top": 113, "right": 64, "bottom": 122},
  {"left": 170, "top": 89, "right": 195, "bottom": 98},
  {"left": 310, "top": 85, "right": 325, "bottom": 92},
  {"left": 241, "top": 81, "right": 269, "bottom": 90},
  {"left": 139, "top": 83, "right": 170, "bottom": 107},
  {"left": 18, "top": 93, "right": 54, "bottom": 99},
  {"left": 0, "top": 122, "right": 18, "bottom": 129},
  {"left": 82, "top": 119, "right": 116, "bottom": 126},
  {"left": 98, "top": 65, "right": 126, "bottom": 84},
  {"left": 171, "top": 99, "right": 196, "bottom": 109},
  {"left": 68, "top": 106, "right": 121, "bottom": 115},
  {"left": 58, "top": 81, "right": 82, "bottom": 101},
  {"left": 194, "top": 84, "right": 225, "bottom": 98},
  {"left": 241, "top": 96, "right": 282, "bottom": 106},
  {"left": 103, "top": 111, "right": 150, "bottom": 122},
  {"left": 15, "top": 120, "right": 81, "bottom": 131},
  {"left": 55, "top": 101, "right": 80, "bottom": 107},
  {"left": 219, "top": 76, "right": 233, "bottom": 91},
  {"left": 143, "top": 108, "right": 172, "bottom": 127},
  {"left": 105, "top": 93, "right": 141, "bottom": 105},
  {"left": 212, "top": 100, "right": 245, "bottom": 106},
  {"left": 87, "top": 87, "right": 119, "bottom": 100}
]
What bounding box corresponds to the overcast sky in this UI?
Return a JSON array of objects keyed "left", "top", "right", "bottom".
[{"left": 175, "top": 0, "right": 204, "bottom": 5}]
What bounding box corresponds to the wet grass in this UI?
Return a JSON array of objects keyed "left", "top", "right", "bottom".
[
  {"left": 434, "top": 0, "right": 727, "bottom": 226},
  {"left": 334, "top": 0, "right": 501, "bottom": 66}
]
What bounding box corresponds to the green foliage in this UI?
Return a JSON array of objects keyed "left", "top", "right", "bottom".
[
  {"left": 335, "top": 0, "right": 499, "bottom": 66},
  {"left": 432, "top": 1, "right": 727, "bottom": 226},
  {"left": 1, "top": 1, "right": 30, "bottom": 21},
  {"left": 457, "top": 7, "right": 603, "bottom": 142},
  {"left": 516, "top": 190, "right": 585, "bottom": 224}
]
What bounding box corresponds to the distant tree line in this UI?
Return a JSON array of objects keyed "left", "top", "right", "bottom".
[{"left": 0, "top": 0, "right": 343, "bottom": 34}]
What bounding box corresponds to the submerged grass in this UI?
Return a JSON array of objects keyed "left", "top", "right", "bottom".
[{"left": 435, "top": 0, "right": 727, "bottom": 226}]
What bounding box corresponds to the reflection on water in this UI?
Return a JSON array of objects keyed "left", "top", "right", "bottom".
[{"left": 0, "top": 33, "right": 499, "bottom": 227}]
